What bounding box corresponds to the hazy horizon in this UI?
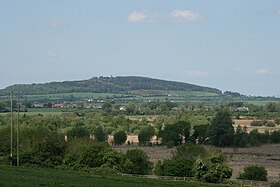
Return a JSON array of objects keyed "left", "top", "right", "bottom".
[{"left": 1, "top": 0, "right": 280, "bottom": 97}]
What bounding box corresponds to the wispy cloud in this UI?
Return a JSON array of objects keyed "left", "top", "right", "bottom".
[
  {"left": 128, "top": 11, "right": 148, "bottom": 23},
  {"left": 128, "top": 10, "right": 203, "bottom": 23},
  {"left": 171, "top": 10, "right": 203, "bottom": 22},
  {"left": 47, "top": 50, "right": 59, "bottom": 58},
  {"left": 49, "top": 20, "right": 63, "bottom": 29},
  {"left": 255, "top": 68, "right": 269, "bottom": 75},
  {"left": 185, "top": 70, "right": 208, "bottom": 77}
]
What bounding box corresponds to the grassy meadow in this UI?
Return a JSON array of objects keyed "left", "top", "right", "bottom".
[{"left": 0, "top": 166, "right": 234, "bottom": 187}]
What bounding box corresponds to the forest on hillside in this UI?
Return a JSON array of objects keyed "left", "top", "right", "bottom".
[{"left": 0, "top": 76, "right": 221, "bottom": 96}]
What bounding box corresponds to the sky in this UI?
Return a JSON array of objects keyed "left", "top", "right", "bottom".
[{"left": 0, "top": 0, "right": 280, "bottom": 96}]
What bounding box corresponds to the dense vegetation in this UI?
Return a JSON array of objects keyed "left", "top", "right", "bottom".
[{"left": 0, "top": 76, "right": 221, "bottom": 96}]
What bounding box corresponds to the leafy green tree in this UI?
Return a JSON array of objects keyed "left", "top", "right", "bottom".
[
  {"left": 208, "top": 110, "right": 234, "bottom": 147},
  {"left": 67, "top": 126, "right": 90, "bottom": 138},
  {"left": 270, "top": 130, "right": 280, "bottom": 143},
  {"left": 123, "top": 149, "right": 153, "bottom": 175},
  {"left": 21, "top": 130, "right": 66, "bottom": 167},
  {"left": 155, "top": 144, "right": 206, "bottom": 177},
  {"left": 155, "top": 156, "right": 193, "bottom": 177},
  {"left": 233, "top": 125, "right": 248, "bottom": 147},
  {"left": 78, "top": 142, "right": 123, "bottom": 169},
  {"left": 248, "top": 129, "right": 262, "bottom": 146},
  {"left": 0, "top": 126, "right": 16, "bottom": 155},
  {"left": 238, "top": 165, "right": 267, "bottom": 181},
  {"left": 193, "top": 149, "right": 232, "bottom": 183},
  {"left": 158, "top": 121, "right": 191, "bottom": 146},
  {"left": 192, "top": 125, "right": 208, "bottom": 144},
  {"left": 102, "top": 102, "right": 113, "bottom": 114},
  {"left": 93, "top": 126, "right": 107, "bottom": 142},
  {"left": 113, "top": 130, "right": 127, "bottom": 145},
  {"left": 138, "top": 126, "right": 155, "bottom": 145}
]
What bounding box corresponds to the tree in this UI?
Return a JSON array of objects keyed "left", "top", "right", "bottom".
[
  {"left": 102, "top": 102, "right": 113, "bottom": 114},
  {"left": 193, "top": 149, "right": 232, "bottom": 183},
  {"left": 192, "top": 125, "right": 208, "bottom": 144},
  {"left": 113, "top": 130, "right": 127, "bottom": 145},
  {"left": 93, "top": 126, "right": 107, "bottom": 142},
  {"left": 21, "top": 130, "right": 67, "bottom": 167},
  {"left": 77, "top": 142, "right": 122, "bottom": 169},
  {"left": 208, "top": 110, "right": 234, "bottom": 147},
  {"left": 138, "top": 126, "right": 155, "bottom": 145},
  {"left": 155, "top": 156, "right": 193, "bottom": 177},
  {"left": 270, "top": 130, "right": 280, "bottom": 143},
  {"left": 238, "top": 165, "right": 267, "bottom": 181},
  {"left": 123, "top": 149, "right": 153, "bottom": 175},
  {"left": 67, "top": 126, "right": 90, "bottom": 138},
  {"left": 155, "top": 144, "right": 206, "bottom": 177},
  {"left": 158, "top": 121, "right": 191, "bottom": 146},
  {"left": 233, "top": 125, "right": 248, "bottom": 147}
]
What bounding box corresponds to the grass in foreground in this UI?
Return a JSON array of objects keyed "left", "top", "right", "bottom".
[{"left": 0, "top": 166, "right": 233, "bottom": 187}]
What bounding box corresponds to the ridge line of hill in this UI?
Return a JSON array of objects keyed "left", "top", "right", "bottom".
[{"left": 0, "top": 76, "right": 222, "bottom": 96}]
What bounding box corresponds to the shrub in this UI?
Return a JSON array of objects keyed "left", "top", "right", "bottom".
[
  {"left": 123, "top": 149, "right": 153, "bottom": 175},
  {"left": 238, "top": 165, "right": 267, "bottom": 181},
  {"left": 193, "top": 149, "right": 232, "bottom": 183},
  {"left": 251, "top": 120, "right": 266, "bottom": 126},
  {"left": 155, "top": 156, "right": 194, "bottom": 177},
  {"left": 265, "top": 121, "right": 275, "bottom": 127}
]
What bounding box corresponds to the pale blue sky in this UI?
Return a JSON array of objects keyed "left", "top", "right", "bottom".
[{"left": 0, "top": 0, "right": 280, "bottom": 96}]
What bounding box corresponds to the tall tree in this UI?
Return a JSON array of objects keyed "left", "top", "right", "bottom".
[
  {"left": 113, "top": 130, "right": 127, "bottom": 145},
  {"left": 208, "top": 110, "right": 234, "bottom": 147},
  {"left": 138, "top": 126, "right": 155, "bottom": 145},
  {"left": 158, "top": 121, "right": 191, "bottom": 146},
  {"left": 93, "top": 126, "right": 107, "bottom": 142}
]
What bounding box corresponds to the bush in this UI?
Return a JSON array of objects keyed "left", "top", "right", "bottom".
[
  {"left": 251, "top": 120, "right": 266, "bottom": 126},
  {"left": 238, "top": 165, "right": 267, "bottom": 181},
  {"left": 77, "top": 142, "right": 121, "bottom": 168},
  {"left": 265, "top": 121, "right": 275, "bottom": 127},
  {"left": 123, "top": 149, "right": 153, "bottom": 175},
  {"left": 155, "top": 156, "right": 193, "bottom": 177},
  {"left": 193, "top": 149, "right": 232, "bottom": 183}
]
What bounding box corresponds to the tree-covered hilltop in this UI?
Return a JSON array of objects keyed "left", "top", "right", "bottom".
[{"left": 0, "top": 76, "right": 221, "bottom": 96}]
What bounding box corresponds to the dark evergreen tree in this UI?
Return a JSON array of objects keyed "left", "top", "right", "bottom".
[{"left": 208, "top": 110, "right": 234, "bottom": 147}]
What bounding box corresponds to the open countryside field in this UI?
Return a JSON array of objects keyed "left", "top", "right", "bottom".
[{"left": 0, "top": 166, "right": 233, "bottom": 187}]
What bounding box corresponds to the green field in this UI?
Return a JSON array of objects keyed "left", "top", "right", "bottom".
[{"left": 0, "top": 166, "right": 234, "bottom": 187}]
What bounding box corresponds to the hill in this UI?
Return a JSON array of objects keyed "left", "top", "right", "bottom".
[{"left": 0, "top": 76, "right": 221, "bottom": 96}]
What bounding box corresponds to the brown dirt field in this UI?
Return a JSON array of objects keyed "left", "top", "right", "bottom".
[{"left": 114, "top": 144, "right": 280, "bottom": 182}]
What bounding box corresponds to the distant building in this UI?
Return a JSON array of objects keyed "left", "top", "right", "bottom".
[
  {"left": 52, "top": 104, "right": 63, "bottom": 108},
  {"left": 235, "top": 107, "right": 249, "bottom": 112}
]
